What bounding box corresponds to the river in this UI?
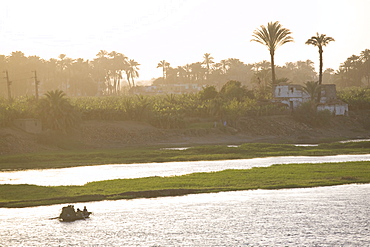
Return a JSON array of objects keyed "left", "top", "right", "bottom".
[
  {"left": 0, "top": 184, "right": 369, "bottom": 246},
  {"left": 1, "top": 155, "right": 370, "bottom": 246},
  {"left": 1, "top": 154, "right": 370, "bottom": 186}
]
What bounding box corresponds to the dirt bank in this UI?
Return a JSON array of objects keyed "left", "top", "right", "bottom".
[{"left": 1, "top": 111, "right": 370, "bottom": 155}]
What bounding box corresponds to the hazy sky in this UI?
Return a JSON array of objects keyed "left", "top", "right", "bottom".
[{"left": 1, "top": 0, "right": 369, "bottom": 81}]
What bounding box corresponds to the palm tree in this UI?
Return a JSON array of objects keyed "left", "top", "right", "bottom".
[
  {"left": 305, "top": 33, "right": 335, "bottom": 85},
  {"left": 251, "top": 21, "right": 294, "bottom": 84},
  {"left": 303, "top": 81, "right": 322, "bottom": 103},
  {"left": 108, "top": 51, "right": 128, "bottom": 94},
  {"left": 360, "top": 49, "right": 370, "bottom": 86},
  {"left": 57, "top": 54, "right": 73, "bottom": 93},
  {"left": 92, "top": 50, "right": 110, "bottom": 94},
  {"left": 38, "top": 89, "right": 78, "bottom": 132},
  {"left": 219, "top": 59, "right": 230, "bottom": 74},
  {"left": 183, "top": 64, "right": 192, "bottom": 82},
  {"left": 302, "top": 80, "right": 323, "bottom": 115},
  {"left": 69, "top": 58, "right": 93, "bottom": 96},
  {"left": 157, "top": 60, "right": 170, "bottom": 83},
  {"left": 96, "top": 50, "right": 108, "bottom": 58},
  {"left": 190, "top": 62, "right": 206, "bottom": 82},
  {"left": 126, "top": 59, "right": 140, "bottom": 88},
  {"left": 202, "top": 53, "right": 214, "bottom": 80},
  {"left": 177, "top": 66, "right": 186, "bottom": 82}
]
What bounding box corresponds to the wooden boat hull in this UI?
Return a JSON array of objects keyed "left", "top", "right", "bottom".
[{"left": 59, "top": 212, "right": 91, "bottom": 222}]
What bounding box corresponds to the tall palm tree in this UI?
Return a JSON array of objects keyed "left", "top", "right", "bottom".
[
  {"left": 92, "top": 50, "right": 110, "bottom": 94},
  {"left": 108, "top": 51, "right": 128, "bottom": 94},
  {"left": 219, "top": 59, "right": 230, "bottom": 74},
  {"left": 360, "top": 49, "right": 370, "bottom": 63},
  {"left": 96, "top": 50, "right": 108, "bottom": 58},
  {"left": 126, "top": 59, "right": 140, "bottom": 88},
  {"left": 57, "top": 54, "right": 73, "bottom": 93},
  {"left": 202, "top": 53, "right": 214, "bottom": 80},
  {"left": 183, "top": 64, "right": 192, "bottom": 82},
  {"left": 305, "top": 33, "right": 335, "bottom": 85},
  {"left": 251, "top": 21, "right": 294, "bottom": 84},
  {"left": 360, "top": 49, "right": 370, "bottom": 86},
  {"left": 190, "top": 62, "right": 206, "bottom": 82},
  {"left": 157, "top": 60, "right": 170, "bottom": 83},
  {"left": 177, "top": 66, "right": 186, "bottom": 82}
]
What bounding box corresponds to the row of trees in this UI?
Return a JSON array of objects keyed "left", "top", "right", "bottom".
[
  {"left": 0, "top": 50, "right": 140, "bottom": 98},
  {"left": 336, "top": 49, "right": 370, "bottom": 87},
  {"left": 154, "top": 57, "right": 318, "bottom": 88},
  {"left": 1, "top": 21, "right": 369, "bottom": 100},
  {"left": 0, "top": 49, "right": 322, "bottom": 100}
]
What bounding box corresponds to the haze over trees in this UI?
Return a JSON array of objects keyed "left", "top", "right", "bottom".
[
  {"left": 1, "top": 45, "right": 370, "bottom": 100},
  {"left": 0, "top": 21, "right": 369, "bottom": 102},
  {"left": 0, "top": 50, "right": 140, "bottom": 99}
]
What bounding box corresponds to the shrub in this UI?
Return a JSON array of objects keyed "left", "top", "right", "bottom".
[{"left": 293, "top": 102, "right": 332, "bottom": 127}]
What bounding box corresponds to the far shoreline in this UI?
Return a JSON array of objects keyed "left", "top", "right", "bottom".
[{"left": 1, "top": 140, "right": 370, "bottom": 171}]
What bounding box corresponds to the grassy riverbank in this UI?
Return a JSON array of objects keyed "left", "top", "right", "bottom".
[
  {"left": 1, "top": 141, "right": 370, "bottom": 171},
  {"left": 1, "top": 161, "right": 369, "bottom": 208}
]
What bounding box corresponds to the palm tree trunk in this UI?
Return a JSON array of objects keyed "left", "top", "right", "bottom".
[
  {"left": 318, "top": 50, "right": 323, "bottom": 102},
  {"left": 319, "top": 50, "right": 323, "bottom": 85},
  {"left": 270, "top": 51, "right": 276, "bottom": 84},
  {"left": 163, "top": 67, "right": 165, "bottom": 83},
  {"left": 126, "top": 74, "right": 132, "bottom": 88}
]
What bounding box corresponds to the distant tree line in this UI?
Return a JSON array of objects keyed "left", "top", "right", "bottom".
[
  {"left": 336, "top": 49, "right": 370, "bottom": 88},
  {"left": 1, "top": 46, "right": 369, "bottom": 100},
  {"left": 1, "top": 20, "right": 370, "bottom": 115},
  {"left": 0, "top": 50, "right": 140, "bottom": 99}
]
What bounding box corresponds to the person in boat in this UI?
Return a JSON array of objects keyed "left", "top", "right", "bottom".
[
  {"left": 83, "top": 206, "right": 88, "bottom": 213},
  {"left": 76, "top": 208, "right": 84, "bottom": 218}
]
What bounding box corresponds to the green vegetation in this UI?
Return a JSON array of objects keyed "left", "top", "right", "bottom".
[
  {"left": 2, "top": 83, "right": 370, "bottom": 132},
  {"left": 0, "top": 83, "right": 285, "bottom": 130},
  {"left": 1, "top": 161, "right": 369, "bottom": 208},
  {"left": 1, "top": 141, "right": 370, "bottom": 171},
  {"left": 338, "top": 88, "right": 370, "bottom": 110}
]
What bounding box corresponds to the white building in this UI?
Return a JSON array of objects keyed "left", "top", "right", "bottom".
[{"left": 273, "top": 84, "right": 348, "bottom": 116}]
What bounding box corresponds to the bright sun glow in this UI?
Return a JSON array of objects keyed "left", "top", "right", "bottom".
[{"left": 1, "top": 0, "right": 369, "bottom": 80}]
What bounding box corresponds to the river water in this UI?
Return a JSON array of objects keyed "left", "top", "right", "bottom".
[
  {"left": 1, "top": 155, "right": 370, "bottom": 246},
  {"left": 0, "top": 184, "right": 369, "bottom": 246},
  {"left": 1, "top": 154, "right": 370, "bottom": 186}
]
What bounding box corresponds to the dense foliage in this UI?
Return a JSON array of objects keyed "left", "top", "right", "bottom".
[
  {"left": 337, "top": 88, "right": 370, "bottom": 110},
  {"left": 1, "top": 84, "right": 370, "bottom": 131},
  {"left": 0, "top": 80, "right": 290, "bottom": 130}
]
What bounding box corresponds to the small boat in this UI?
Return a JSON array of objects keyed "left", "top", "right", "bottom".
[{"left": 58, "top": 205, "right": 92, "bottom": 222}]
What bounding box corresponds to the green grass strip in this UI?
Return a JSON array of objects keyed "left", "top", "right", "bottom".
[{"left": 1, "top": 161, "right": 369, "bottom": 208}]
